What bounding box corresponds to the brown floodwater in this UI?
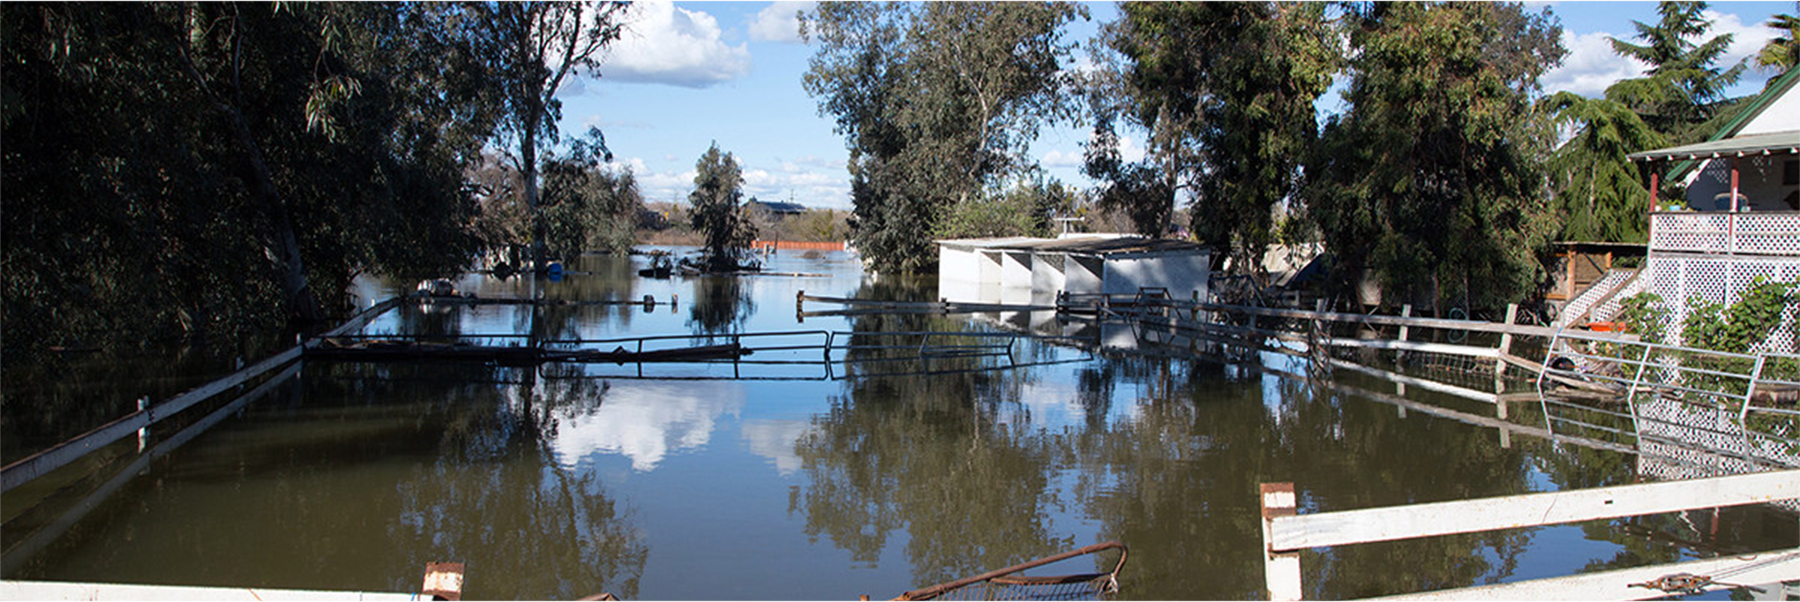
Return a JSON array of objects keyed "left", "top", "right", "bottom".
[{"left": 3, "top": 248, "right": 1793, "bottom": 599}]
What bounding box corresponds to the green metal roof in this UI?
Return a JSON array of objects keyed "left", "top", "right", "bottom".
[
  {"left": 1627, "top": 129, "right": 1800, "bottom": 162},
  {"left": 1648, "top": 66, "right": 1800, "bottom": 175}
]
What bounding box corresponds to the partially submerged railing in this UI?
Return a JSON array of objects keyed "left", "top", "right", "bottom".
[
  {"left": 0, "top": 298, "right": 399, "bottom": 494},
  {"left": 312, "top": 329, "right": 1095, "bottom": 381},
  {"left": 1259, "top": 470, "right": 1800, "bottom": 600}
]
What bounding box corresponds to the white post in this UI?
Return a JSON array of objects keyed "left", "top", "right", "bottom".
[
  {"left": 1396, "top": 304, "right": 1411, "bottom": 417},
  {"left": 136, "top": 396, "right": 150, "bottom": 453},
  {"left": 1262, "top": 482, "right": 1303, "bottom": 601},
  {"left": 1495, "top": 304, "right": 1517, "bottom": 377}
]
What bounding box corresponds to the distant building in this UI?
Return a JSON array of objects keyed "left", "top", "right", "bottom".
[
  {"left": 937, "top": 235, "right": 1211, "bottom": 306},
  {"left": 748, "top": 200, "right": 807, "bottom": 217}
]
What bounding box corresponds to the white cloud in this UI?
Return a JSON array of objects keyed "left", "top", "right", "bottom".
[
  {"left": 1542, "top": 30, "right": 1646, "bottom": 97},
  {"left": 1041, "top": 149, "right": 1083, "bottom": 169},
  {"left": 608, "top": 153, "right": 852, "bottom": 209},
  {"left": 549, "top": 381, "right": 743, "bottom": 472},
  {"left": 750, "top": 1, "right": 815, "bottom": 44},
  {"left": 1042, "top": 133, "right": 1144, "bottom": 170},
  {"left": 1707, "top": 10, "right": 1778, "bottom": 73},
  {"left": 1542, "top": 10, "right": 1778, "bottom": 98},
  {"left": 740, "top": 419, "right": 812, "bottom": 475},
  {"left": 597, "top": 0, "right": 751, "bottom": 88}
]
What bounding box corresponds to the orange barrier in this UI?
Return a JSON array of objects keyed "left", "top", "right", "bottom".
[{"left": 751, "top": 240, "right": 846, "bottom": 252}]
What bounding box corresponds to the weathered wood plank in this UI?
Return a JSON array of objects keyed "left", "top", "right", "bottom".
[
  {"left": 1269, "top": 470, "right": 1800, "bottom": 552},
  {"left": 1366, "top": 546, "right": 1800, "bottom": 600},
  {"left": 0, "top": 580, "right": 416, "bottom": 601}
]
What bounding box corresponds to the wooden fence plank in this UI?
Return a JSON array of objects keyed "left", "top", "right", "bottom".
[
  {"left": 1269, "top": 470, "right": 1800, "bottom": 552},
  {"left": 1367, "top": 546, "right": 1800, "bottom": 600},
  {"left": 0, "top": 580, "right": 417, "bottom": 601}
]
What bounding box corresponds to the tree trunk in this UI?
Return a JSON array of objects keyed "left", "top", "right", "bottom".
[
  {"left": 523, "top": 125, "right": 546, "bottom": 273},
  {"left": 223, "top": 102, "right": 326, "bottom": 333}
]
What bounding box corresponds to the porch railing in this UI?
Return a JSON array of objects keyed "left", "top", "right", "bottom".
[{"left": 1649, "top": 211, "right": 1800, "bottom": 256}]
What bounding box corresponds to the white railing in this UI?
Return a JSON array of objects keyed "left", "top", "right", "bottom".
[
  {"left": 1650, "top": 211, "right": 1800, "bottom": 256},
  {"left": 1259, "top": 471, "right": 1800, "bottom": 600}
]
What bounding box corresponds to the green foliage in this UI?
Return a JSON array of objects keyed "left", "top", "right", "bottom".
[
  {"left": 1756, "top": 13, "right": 1800, "bottom": 70},
  {"left": 688, "top": 144, "right": 759, "bottom": 272},
  {"left": 1541, "top": 92, "right": 1667, "bottom": 243},
  {"left": 1087, "top": 2, "right": 1340, "bottom": 269},
  {"left": 462, "top": 2, "right": 629, "bottom": 269},
  {"left": 1605, "top": 1, "right": 1746, "bottom": 141},
  {"left": 540, "top": 158, "right": 643, "bottom": 260},
  {"left": 1615, "top": 292, "right": 1668, "bottom": 342},
  {"left": 802, "top": 2, "right": 1084, "bottom": 273},
  {"left": 934, "top": 179, "right": 1071, "bottom": 240},
  {"left": 1680, "top": 278, "right": 1797, "bottom": 354},
  {"left": 1306, "top": 2, "right": 1564, "bottom": 312},
  {"left": 2, "top": 3, "right": 493, "bottom": 363}
]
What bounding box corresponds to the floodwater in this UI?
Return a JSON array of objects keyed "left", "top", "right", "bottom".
[{"left": 3, "top": 248, "right": 1795, "bottom": 600}]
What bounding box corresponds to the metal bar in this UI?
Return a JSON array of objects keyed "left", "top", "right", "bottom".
[
  {"left": 895, "top": 542, "right": 1126, "bottom": 601},
  {"left": 2, "top": 363, "right": 303, "bottom": 574},
  {"left": 1, "top": 345, "right": 303, "bottom": 492},
  {"left": 1320, "top": 338, "right": 1499, "bottom": 359},
  {"left": 1323, "top": 358, "right": 1497, "bottom": 404},
  {"left": 1267, "top": 469, "right": 1800, "bottom": 552}
]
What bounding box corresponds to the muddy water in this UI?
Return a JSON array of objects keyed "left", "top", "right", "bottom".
[{"left": 4, "top": 249, "right": 1793, "bottom": 599}]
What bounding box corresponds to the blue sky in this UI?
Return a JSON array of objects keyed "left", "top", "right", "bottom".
[{"left": 556, "top": 1, "right": 1794, "bottom": 211}]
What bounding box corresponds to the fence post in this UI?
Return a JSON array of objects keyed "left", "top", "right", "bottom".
[
  {"left": 136, "top": 396, "right": 150, "bottom": 453},
  {"left": 1495, "top": 303, "right": 1518, "bottom": 377},
  {"left": 1396, "top": 304, "right": 1412, "bottom": 364},
  {"left": 1261, "top": 482, "right": 1303, "bottom": 601}
]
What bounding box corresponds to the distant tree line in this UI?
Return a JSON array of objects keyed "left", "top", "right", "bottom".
[
  {"left": 2, "top": 2, "right": 640, "bottom": 364},
  {"left": 803, "top": 0, "right": 1797, "bottom": 313}
]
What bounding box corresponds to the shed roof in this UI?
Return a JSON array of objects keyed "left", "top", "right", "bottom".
[{"left": 938, "top": 236, "right": 1206, "bottom": 257}]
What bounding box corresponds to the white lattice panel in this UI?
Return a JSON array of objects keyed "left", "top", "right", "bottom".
[
  {"left": 1650, "top": 212, "right": 1800, "bottom": 256},
  {"left": 1733, "top": 213, "right": 1800, "bottom": 256},
  {"left": 1629, "top": 255, "right": 1800, "bottom": 354},
  {"left": 1559, "top": 269, "right": 1636, "bottom": 327},
  {"left": 1589, "top": 270, "right": 1650, "bottom": 326},
  {"left": 1638, "top": 397, "right": 1800, "bottom": 469},
  {"left": 1650, "top": 213, "right": 1732, "bottom": 253}
]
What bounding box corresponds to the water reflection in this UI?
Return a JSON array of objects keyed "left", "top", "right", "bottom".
[
  {"left": 687, "top": 275, "right": 755, "bottom": 336},
  {"left": 549, "top": 380, "right": 743, "bottom": 471},
  {"left": 9, "top": 251, "right": 1798, "bottom": 600},
  {"left": 741, "top": 419, "right": 810, "bottom": 475}
]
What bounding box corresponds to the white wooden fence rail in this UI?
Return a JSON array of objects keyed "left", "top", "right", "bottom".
[{"left": 1260, "top": 469, "right": 1800, "bottom": 600}]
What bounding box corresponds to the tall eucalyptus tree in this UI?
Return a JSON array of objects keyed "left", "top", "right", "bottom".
[{"left": 802, "top": 2, "right": 1084, "bottom": 273}]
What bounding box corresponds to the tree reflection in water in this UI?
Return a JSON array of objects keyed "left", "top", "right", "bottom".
[
  {"left": 384, "top": 361, "right": 649, "bottom": 599},
  {"left": 687, "top": 275, "right": 755, "bottom": 336},
  {"left": 8, "top": 358, "right": 648, "bottom": 599},
  {"left": 794, "top": 313, "right": 1596, "bottom": 600}
]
